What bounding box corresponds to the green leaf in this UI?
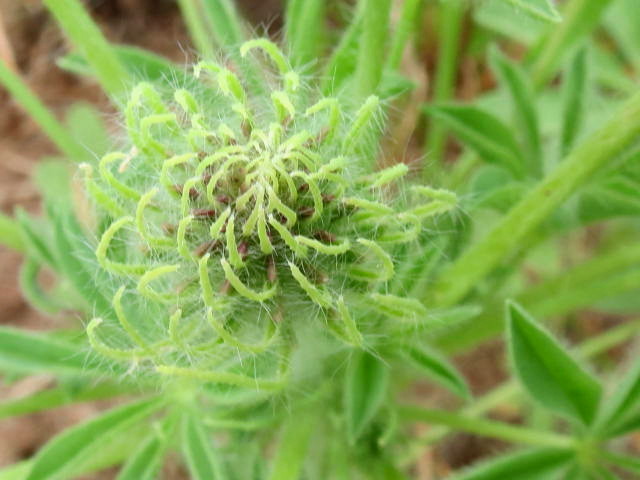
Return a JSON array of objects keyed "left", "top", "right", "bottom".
[
  {"left": 33, "top": 161, "right": 73, "bottom": 211},
  {"left": 182, "top": 413, "right": 224, "bottom": 479},
  {"left": 0, "top": 326, "right": 108, "bottom": 377},
  {"left": 19, "top": 259, "right": 62, "bottom": 314},
  {"left": 65, "top": 103, "right": 110, "bottom": 160},
  {"left": 26, "top": 397, "right": 164, "bottom": 480},
  {"left": 14, "top": 209, "right": 57, "bottom": 269},
  {"left": 201, "top": 0, "right": 244, "bottom": 48},
  {"left": 322, "top": 5, "right": 363, "bottom": 95},
  {"left": 603, "top": 453, "right": 640, "bottom": 476},
  {"left": 0, "top": 382, "right": 130, "bottom": 420},
  {"left": 354, "top": 0, "right": 392, "bottom": 98},
  {"left": 423, "top": 104, "right": 524, "bottom": 178},
  {"left": 285, "top": 0, "right": 326, "bottom": 68},
  {"left": 500, "top": 0, "right": 562, "bottom": 23},
  {"left": 0, "top": 212, "right": 24, "bottom": 253},
  {"left": 402, "top": 345, "right": 471, "bottom": 400},
  {"left": 0, "top": 60, "right": 85, "bottom": 160},
  {"left": 344, "top": 351, "right": 389, "bottom": 442},
  {"left": 50, "top": 212, "right": 114, "bottom": 318},
  {"left": 489, "top": 45, "right": 541, "bottom": 176},
  {"left": 595, "top": 355, "right": 640, "bottom": 438},
  {"left": 560, "top": 49, "right": 588, "bottom": 156},
  {"left": 451, "top": 448, "right": 573, "bottom": 480},
  {"left": 0, "top": 462, "right": 32, "bottom": 480},
  {"left": 268, "top": 409, "right": 319, "bottom": 480},
  {"left": 43, "top": 0, "right": 131, "bottom": 97},
  {"left": 507, "top": 302, "right": 602, "bottom": 424},
  {"left": 116, "top": 422, "right": 171, "bottom": 480}
]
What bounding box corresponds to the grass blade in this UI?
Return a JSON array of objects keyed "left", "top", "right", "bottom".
[
  {"left": 43, "top": 0, "right": 131, "bottom": 97},
  {"left": 26, "top": 397, "right": 164, "bottom": 480},
  {"left": 0, "top": 60, "right": 84, "bottom": 160},
  {"left": 430, "top": 89, "right": 640, "bottom": 308},
  {"left": 507, "top": 302, "right": 601, "bottom": 424}
]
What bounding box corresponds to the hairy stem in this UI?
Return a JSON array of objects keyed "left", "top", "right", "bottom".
[{"left": 429, "top": 90, "right": 640, "bottom": 308}]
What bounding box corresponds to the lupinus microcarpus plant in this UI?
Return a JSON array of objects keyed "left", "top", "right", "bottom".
[
  {"left": 0, "top": 0, "right": 640, "bottom": 479},
  {"left": 82, "top": 38, "right": 456, "bottom": 391}
]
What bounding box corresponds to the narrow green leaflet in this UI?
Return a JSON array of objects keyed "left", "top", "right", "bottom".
[
  {"left": 0, "top": 327, "right": 107, "bottom": 377},
  {"left": 268, "top": 409, "right": 319, "bottom": 480},
  {"left": 507, "top": 302, "right": 602, "bottom": 424},
  {"left": 0, "top": 382, "right": 130, "bottom": 420},
  {"left": 202, "top": 0, "right": 244, "bottom": 48},
  {"left": 182, "top": 413, "right": 224, "bottom": 479},
  {"left": 501, "top": 0, "right": 561, "bottom": 23},
  {"left": 451, "top": 448, "right": 573, "bottom": 480},
  {"left": 116, "top": 421, "right": 171, "bottom": 480},
  {"left": 560, "top": 49, "right": 588, "bottom": 156},
  {"left": 489, "top": 45, "right": 541, "bottom": 176},
  {"left": 0, "top": 462, "right": 32, "bottom": 480},
  {"left": 0, "top": 212, "right": 24, "bottom": 253},
  {"left": 402, "top": 345, "right": 471, "bottom": 399},
  {"left": 65, "top": 103, "right": 111, "bottom": 161},
  {"left": 43, "top": 0, "right": 131, "bottom": 97},
  {"left": 595, "top": 356, "right": 640, "bottom": 438},
  {"left": 15, "top": 209, "right": 57, "bottom": 270},
  {"left": 26, "top": 397, "right": 164, "bottom": 480},
  {"left": 322, "top": 4, "right": 363, "bottom": 95},
  {"left": 344, "top": 351, "right": 389, "bottom": 442},
  {"left": 603, "top": 452, "right": 640, "bottom": 476},
  {"left": 423, "top": 104, "right": 525, "bottom": 178},
  {"left": 285, "top": 0, "right": 326, "bottom": 67}
]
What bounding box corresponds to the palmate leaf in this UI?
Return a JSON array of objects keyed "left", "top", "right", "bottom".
[
  {"left": 423, "top": 104, "right": 525, "bottom": 178},
  {"left": 26, "top": 397, "right": 165, "bottom": 480},
  {"left": 344, "top": 351, "right": 389, "bottom": 442},
  {"left": 507, "top": 302, "right": 602, "bottom": 425},
  {"left": 501, "top": 0, "right": 562, "bottom": 23},
  {"left": 451, "top": 448, "right": 573, "bottom": 480}
]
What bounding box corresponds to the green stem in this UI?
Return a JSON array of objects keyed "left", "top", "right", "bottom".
[
  {"left": 402, "top": 317, "right": 640, "bottom": 466},
  {"left": 399, "top": 405, "right": 575, "bottom": 449},
  {"left": 435, "top": 245, "right": 640, "bottom": 352},
  {"left": 530, "top": 0, "right": 614, "bottom": 88},
  {"left": 429, "top": 90, "right": 640, "bottom": 308},
  {"left": 43, "top": 0, "right": 131, "bottom": 98},
  {"left": 0, "top": 61, "right": 85, "bottom": 160},
  {"left": 424, "top": 0, "right": 464, "bottom": 172},
  {"left": 354, "top": 0, "right": 392, "bottom": 99}
]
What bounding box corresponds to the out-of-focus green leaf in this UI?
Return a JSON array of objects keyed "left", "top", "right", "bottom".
[
  {"left": 500, "top": 0, "right": 561, "bottom": 23},
  {"left": 285, "top": 0, "right": 326, "bottom": 68},
  {"left": 595, "top": 355, "right": 640, "bottom": 438},
  {"left": 344, "top": 351, "right": 389, "bottom": 443},
  {"left": 0, "top": 326, "right": 110, "bottom": 377},
  {"left": 489, "top": 45, "right": 541, "bottom": 176},
  {"left": 268, "top": 409, "right": 318, "bottom": 480},
  {"left": 424, "top": 104, "right": 524, "bottom": 178},
  {"left": 116, "top": 419, "right": 172, "bottom": 480},
  {"left": 402, "top": 345, "right": 471, "bottom": 400},
  {"left": 0, "top": 212, "right": 24, "bottom": 253},
  {"left": 451, "top": 448, "right": 573, "bottom": 480},
  {"left": 26, "top": 397, "right": 164, "bottom": 480},
  {"left": 507, "top": 302, "right": 602, "bottom": 425},
  {"left": 182, "top": 412, "right": 224, "bottom": 479},
  {"left": 560, "top": 49, "right": 588, "bottom": 156},
  {"left": 65, "top": 103, "right": 111, "bottom": 161}
]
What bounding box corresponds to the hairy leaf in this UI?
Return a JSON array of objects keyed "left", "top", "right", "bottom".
[{"left": 507, "top": 302, "right": 602, "bottom": 424}]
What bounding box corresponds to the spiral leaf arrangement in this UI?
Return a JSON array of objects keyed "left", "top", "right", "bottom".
[{"left": 81, "top": 39, "right": 456, "bottom": 392}]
